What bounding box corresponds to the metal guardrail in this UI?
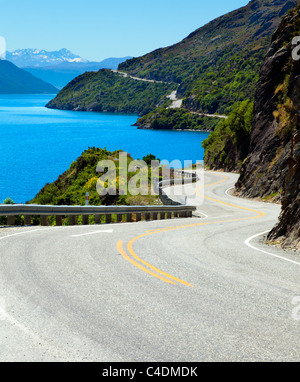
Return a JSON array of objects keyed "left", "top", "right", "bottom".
[
  {"left": 158, "top": 171, "right": 200, "bottom": 206},
  {"left": 0, "top": 204, "right": 196, "bottom": 226},
  {"left": 0, "top": 170, "right": 199, "bottom": 227}
]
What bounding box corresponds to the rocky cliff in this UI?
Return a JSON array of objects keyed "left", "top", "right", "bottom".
[{"left": 235, "top": 4, "right": 300, "bottom": 249}]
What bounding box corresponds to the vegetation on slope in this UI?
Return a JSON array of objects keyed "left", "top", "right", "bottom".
[
  {"left": 1, "top": 149, "right": 167, "bottom": 226},
  {"left": 29, "top": 147, "right": 162, "bottom": 208},
  {"left": 46, "top": 1, "right": 297, "bottom": 119},
  {"left": 202, "top": 100, "right": 254, "bottom": 171},
  {"left": 135, "top": 108, "right": 220, "bottom": 131},
  {"left": 119, "top": 0, "right": 297, "bottom": 115},
  {"left": 46, "top": 69, "right": 177, "bottom": 116}
]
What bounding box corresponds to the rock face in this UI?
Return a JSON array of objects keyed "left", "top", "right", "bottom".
[
  {"left": 236, "top": 5, "right": 300, "bottom": 249},
  {"left": 268, "top": 81, "right": 300, "bottom": 249}
]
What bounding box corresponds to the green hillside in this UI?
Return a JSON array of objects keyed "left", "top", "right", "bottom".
[
  {"left": 119, "top": 0, "right": 297, "bottom": 115},
  {"left": 202, "top": 100, "right": 254, "bottom": 171},
  {"left": 45, "top": 0, "right": 297, "bottom": 123},
  {"left": 46, "top": 69, "right": 176, "bottom": 116},
  {"left": 29, "top": 147, "right": 162, "bottom": 208},
  {"left": 0, "top": 60, "right": 58, "bottom": 94},
  {"left": 135, "top": 108, "right": 220, "bottom": 131}
]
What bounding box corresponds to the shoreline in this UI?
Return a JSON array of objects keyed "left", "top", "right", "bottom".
[{"left": 136, "top": 126, "right": 212, "bottom": 133}]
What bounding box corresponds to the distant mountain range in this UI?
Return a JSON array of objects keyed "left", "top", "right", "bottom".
[
  {"left": 6, "top": 48, "right": 88, "bottom": 68},
  {"left": 24, "top": 57, "right": 133, "bottom": 89},
  {"left": 6, "top": 49, "right": 133, "bottom": 89},
  {"left": 0, "top": 60, "right": 58, "bottom": 94}
]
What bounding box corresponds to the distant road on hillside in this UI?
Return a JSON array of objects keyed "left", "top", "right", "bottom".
[{"left": 111, "top": 69, "right": 169, "bottom": 84}]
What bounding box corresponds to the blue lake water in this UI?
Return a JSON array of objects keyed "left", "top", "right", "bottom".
[{"left": 0, "top": 94, "right": 209, "bottom": 203}]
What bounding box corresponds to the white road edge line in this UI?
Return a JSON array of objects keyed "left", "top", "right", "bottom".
[
  {"left": 0, "top": 227, "right": 114, "bottom": 241},
  {"left": 196, "top": 210, "right": 208, "bottom": 218},
  {"left": 70, "top": 230, "right": 114, "bottom": 238},
  {"left": 225, "top": 187, "right": 235, "bottom": 197},
  {"left": 244, "top": 230, "right": 300, "bottom": 266},
  {"left": 0, "top": 228, "right": 51, "bottom": 241},
  {"left": 0, "top": 302, "right": 83, "bottom": 361},
  {"left": 0, "top": 226, "right": 111, "bottom": 360}
]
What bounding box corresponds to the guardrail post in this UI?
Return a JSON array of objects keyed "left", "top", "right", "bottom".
[
  {"left": 24, "top": 215, "right": 31, "bottom": 225},
  {"left": 7, "top": 216, "right": 15, "bottom": 226},
  {"left": 82, "top": 215, "right": 89, "bottom": 225},
  {"left": 70, "top": 215, "right": 76, "bottom": 225},
  {"left": 40, "top": 216, "right": 48, "bottom": 226},
  {"left": 187, "top": 210, "right": 193, "bottom": 218},
  {"left": 166, "top": 212, "right": 172, "bottom": 219},
  {"left": 135, "top": 213, "right": 141, "bottom": 222},
  {"left": 160, "top": 212, "right": 165, "bottom": 220},
  {"left": 116, "top": 214, "right": 122, "bottom": 223},
  {"left": 95, "top": 214, "right": 101, "bottom": 224},
  {"left": 126, "top": 213, "right": 132, "bottom": 222},
  {"left": 152, "top": 212, "right": 158, "bottom": 221},
  {"left": 56, "top": 215, "right": 63, "bottom": 226},
  {"left": 145, "top": 212, "right": 151, "bottom": 221},
  {"left": 106, "top": 214, "right": 112, "bottom": 224}
]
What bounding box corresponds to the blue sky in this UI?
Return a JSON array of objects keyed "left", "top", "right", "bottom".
[{"left": 1, "top": 0, "right": 249, "bottom": 61}]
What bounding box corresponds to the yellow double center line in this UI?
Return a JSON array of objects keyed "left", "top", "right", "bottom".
[{"left": 117, "top": 173, "right": 266, "bottom": 286}]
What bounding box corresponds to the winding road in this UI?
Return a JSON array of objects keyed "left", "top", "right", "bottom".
[
  {"left": 0, "top": 171, "right": 299, "bottom": 361},
  {"left": 111, "top": 70, "right": 228, "bottom": 119}
]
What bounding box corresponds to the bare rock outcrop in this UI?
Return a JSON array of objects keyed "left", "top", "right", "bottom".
[{"left": 236, "top": 5, "right": 300, "bottom": 249}]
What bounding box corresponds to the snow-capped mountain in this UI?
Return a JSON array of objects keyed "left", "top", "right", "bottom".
[{"left": 6, "top": 48, "right": 88, "bottom": 68}]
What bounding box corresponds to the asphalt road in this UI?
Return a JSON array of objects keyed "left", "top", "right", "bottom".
[{"left": 0, "top": 171, "right": 299, "bottom": 361}]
